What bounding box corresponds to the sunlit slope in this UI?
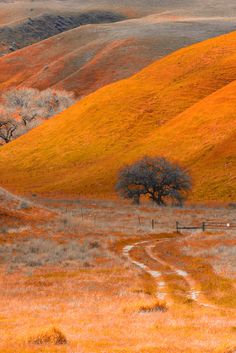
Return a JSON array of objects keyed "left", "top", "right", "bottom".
[
  {"left": 136, "top": 81, "right": 236, "bottom": 200},
  {"left": 0, "top": 32, "right": 236, "bottom": 200}
]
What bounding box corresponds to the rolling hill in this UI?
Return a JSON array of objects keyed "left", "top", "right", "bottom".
[
  {"left": 0, "top": 11, "right": 126, "bottom": 56},
  {"left": 0, "top": 15, "right": 236, "bottom": 99},
  {"left": 0, "top": 0, "right": 136, "bottom": 27},
  {"left": 1, "top": 0, "right": 236, "bottom": 57},
  {"left": 0, "top": 0, "right": 167, "bottom": 56},
  {"left": 0, "top": 0, "right": 207, "bottom": 56},
  {"left": 0, "top": 31, "right": 235, "bottom": 201},
  {"left": 2, "top": 0, "right": 236, "bottom": 26}
]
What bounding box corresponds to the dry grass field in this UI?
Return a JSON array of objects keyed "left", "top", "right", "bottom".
[
  {"left": 0, "top": 3, "right": 235, "bottom": 352},
  {"left": 0, "top": 189, "right": 235, "bottom": 353}
]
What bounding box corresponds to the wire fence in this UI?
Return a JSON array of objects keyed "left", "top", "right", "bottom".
[
  {"left": 61, "top": 205, "right": 236, "bottom": 233},
  {"left": 176, "top": 221, "right": 236, "bottom": 233}
]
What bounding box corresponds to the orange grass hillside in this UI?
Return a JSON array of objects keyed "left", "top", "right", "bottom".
[{"left": 0, "top": 31, "right": 236, "bottom": 201}]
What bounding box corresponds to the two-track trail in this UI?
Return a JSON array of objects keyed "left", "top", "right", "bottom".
[
  {"left": 123, "top": 234, "right": 220, "bottom": 309},
  {"left": 123, "top": 240, "right": 171, "bottom": 303}
]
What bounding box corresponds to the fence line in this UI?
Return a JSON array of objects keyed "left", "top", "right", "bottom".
[
  {"left": 64, "top": 206, "right": 235, "bottom": 233},
  {"left": 176, "top": 221, "right": 236, "bottom": 233}
]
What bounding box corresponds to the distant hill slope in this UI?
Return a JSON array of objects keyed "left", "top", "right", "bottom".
[
  {"left": 0, "top": 31, "right": 235, "bottom": 201},
  {"left": 2, "top": 0, "right": 236, "bottom": 25},
  {"left": 0, "top": 0, "right": 137, "bottom": 27},
  {"left": 0, "top": 0, "right": 209, "bottom": 54},
  {"left": 0, "top": 15, "right": 236, "bottom": 99},
  {"left": 0, "top": 11, "right": 126, "bottom": 56}
]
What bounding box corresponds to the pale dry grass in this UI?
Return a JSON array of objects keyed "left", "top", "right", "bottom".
[
  {"left": 38, "top": 197, "right": 236, "bottom": 236},
  {"left": 0, "top": 263, "right": 235, "bottom": 353},
  {"left": 0, "top": 236, "right": 111, "bottom": 272},
  {"left": 0, "top": 197, "right": 235, "bottom": 352},
  {"left": 183, "top": 234, "right": 236, "bottom": 279}
]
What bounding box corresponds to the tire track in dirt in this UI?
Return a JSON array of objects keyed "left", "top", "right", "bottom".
[
  {"left": 123, "top": 240, "right": 172, "bottom": 304},
  {"left": 146, "top": 241, "right": 216, "bottom": 309},
  {"left": 123, "top": 236, "right": 219, "bottom": 309}
]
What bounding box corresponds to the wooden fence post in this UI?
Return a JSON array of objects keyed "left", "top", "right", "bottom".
[
  {"left": 202, "top": 222, "right": 206, "bottom": 232},
  {"left": 138, "top": 216, "right": 141, "bottom": 226},
  {"left": 176, "top": 221, "right": 179, "bottom": 233},
  {"left": 81, "top": 208, "right": 84, "bottom": 221},
  {"left": 152, "top": 219, "right": 154, "bottom": 230}
]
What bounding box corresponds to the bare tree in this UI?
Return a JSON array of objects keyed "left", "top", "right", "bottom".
[
  {"left": 35, "top": 89, "right": 75, "bottom": 119},
  {"left": 116, "top": 156, "right": 192, "bottom": 206},
  {"left": 0, "top": 111, "right": 18, "bottom": 144},
  {"left": 3, "top": 88, "right": 37, "bottom": 110},
  {"left": 0, "top": 87, "right": 75, "bottom": 144},
  {"left": 2, "top": 87, "right": 75, "bottom": 124},
  {"left": 3, "top": 88, "right": 39, "bottom": 126}
]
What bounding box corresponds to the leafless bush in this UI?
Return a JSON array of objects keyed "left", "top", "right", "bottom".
[
  {"left": 35, "top": 88, "right": 74, "bottom": 118},
  {"left": 0, "top": 87, "right": 75, "bottom": 144},
  {"left": 28, "top": 327, "right": 67, "bottom": 345},
  {"left": 139, "top": 301, "right": 168, "bottom": 313},
  {"left": 17, "top": 200, "right": 31, "bottom": 210}
]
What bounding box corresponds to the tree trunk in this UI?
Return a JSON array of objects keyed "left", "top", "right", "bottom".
[
  {"left": 149, "top": 192, "right": 164, "bottom": 206},
  {"left": 133, "top": 194, "right": 140, "bottom": 205},
  {"left": 157, "top": 193, "right": 165, "bottom": 206}
]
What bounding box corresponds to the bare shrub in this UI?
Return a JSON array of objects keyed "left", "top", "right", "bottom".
[
  {"left": 17, "top": 200, "right": 31, "bottom": 210},
  {"left": 3, "top": 87, "right": 37, "bottom": 111},
  {"left": 35, "top": 88, "right": 74, "bottom": 119},
  {"left": 28, "top": 327, "right": 67, "bottom": 345},
  {"left": 139, "top": 301, "right": 168, "bottom": 313},
  {"left": 3, "top": 87, "right": 75, "bottom": 123}
]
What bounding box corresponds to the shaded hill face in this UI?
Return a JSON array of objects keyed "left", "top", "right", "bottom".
[
  {"left": 0, "top": 15, "right": 236, "bottom": 99},
  {"left": 1, "top": 0, "right": 236, "bottom": 55},
  {"left": 0, "top": 0, "right": 161, "bottom": 56},
  {"left": 0, "top": 11, "right": 126, "bottom": 56},
  {"left": 0, "top": 0, "right": 132, "bottom": 26},
  {"left": 0, "top": 31, "right": 235, "bottom": 201}
]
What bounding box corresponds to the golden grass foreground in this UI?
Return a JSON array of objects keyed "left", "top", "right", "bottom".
[{"left": 0, "top": 192, "right": 235, "bottom": 353}]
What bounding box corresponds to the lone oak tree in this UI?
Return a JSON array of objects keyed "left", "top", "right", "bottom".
[{"left": 116, "top": 156, "right": 192, "bottom": 206}]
